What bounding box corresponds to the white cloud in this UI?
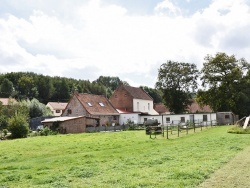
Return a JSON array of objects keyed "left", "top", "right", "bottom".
[
  {"left": 0, "top": 0, "right": 250, "bottom": 88},
  {"left": 154, "top": 0, "right": 182, "bottom": 16}
]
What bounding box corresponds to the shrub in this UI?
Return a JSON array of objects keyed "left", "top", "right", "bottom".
[
  {"left": 8, "top": 114, "right": 29, "bottom": 138},
  {"left": 227, "top": 126, "right": 250, "bottom": 134},
  {"left": 3, "top": 129, "right": 8, "bottom": 137},
  {"left": 39, "top": 127, "right": 57, "bottom": 136}
]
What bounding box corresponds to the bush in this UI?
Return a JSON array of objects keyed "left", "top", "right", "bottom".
[
  {"left": 3, "top": 129, "right": 8, "bottom": 137},
  {"left": 8, "top": 114, "right": 29, "bottom": 138},
  {"left": 39, "top": 127, "right": 57, "bottom": 136},
  {"left": 227, "top": 126, "right": 250, "bottom": 134}
]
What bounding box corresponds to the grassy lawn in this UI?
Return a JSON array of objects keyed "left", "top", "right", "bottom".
[{"left": 0, "top": 126, "right": 250, "bottom": 188}]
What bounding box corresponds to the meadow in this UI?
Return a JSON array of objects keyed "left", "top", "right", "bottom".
[{"left": 0, "top": 126, "right": 250, "bottom": 188}]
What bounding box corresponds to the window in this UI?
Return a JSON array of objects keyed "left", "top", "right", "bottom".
[
  {"left": 148, "top": 103, "right": 150, "bottom": 110},
  {"left": 67, "top": 109, "right": 72, "bottom": 114},
  {"left": 144, "top": 118, "right": 147, "bottom": 122},
  {"left": 137, "top": 102, "right": 139, "bottom": 111},
  {"left": 225, "top": 115, "right": 230, "bottom": 119},
  {"left": 203, "top": 115, "right": 207, "bottom": 121},
  {"left": 113, "top": 116, "right": 117, "bottom": 120},
  {"left": 87, "top": 102, "right": 92, "bottom": 106},
  {"left": 166, "top": 117, "right": 170, "bottom": 122},
  {"left": 99, "top": 102, "right": 104, "bottom": 107},
  {"left": 180, "top": 117, "right": 185, "bottom": 123},
  {"left": 56, "top": 110, "right": 60, "bottom": 113}
]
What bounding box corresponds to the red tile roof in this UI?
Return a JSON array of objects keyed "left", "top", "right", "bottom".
[
  {"left": 47, "top": 102, "right": 68, "bottom": 110},
  {"left": 75, "top": 93, "right": 119, "bottom": 115},
  {"left": 0, "top": 98, "right": 16, "bottom": 106},
  {"left": 123, "top": 85, "right": 153, "bottom": 100},
  {"left": 187, "top": 101, "right": 213, "bottom": 113},
  {"left": 154, "top": 103, "right": 170, "bottom": 114}
]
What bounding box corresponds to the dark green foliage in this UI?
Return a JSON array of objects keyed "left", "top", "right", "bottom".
[
  {"left": 0, "top": 115, "right": 8, "bottom": 130},
  {"left": 0, "top": 78, "right": 14, "bottom": 97},
  {"left": 197, "top": 52, "right": 250, "bottom": 118},
  {"left": 23, "top": 98, "right": 52, "bottom": 118},
  {"left": 227, "top": 126, "right": 250, "bottom": 134},
  {"left": 8, "top": 113, "right": 29, "bottom": 138},
  {"left": 156, "top": 61, "right": 199, "bottom": 113},
  {"left": 39, "top": 127, "right": 57, "bottom": 136},
  {"left": 140, "top": 86, "right": 162, "bottom": 103},
  {"left": 0, "top": 72, "right": 129, "bottom": 104}
]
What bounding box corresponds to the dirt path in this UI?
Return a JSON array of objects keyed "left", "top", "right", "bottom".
[{"left": 198, "top": 146, "right": 250, "bottom": 187}]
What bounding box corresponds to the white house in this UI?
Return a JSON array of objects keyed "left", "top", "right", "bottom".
[{"left": 46, "top": 102, "right": 68, "bottom": 116}]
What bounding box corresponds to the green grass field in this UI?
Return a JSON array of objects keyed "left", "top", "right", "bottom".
[{"left": 0, "top": 126, "right": 250, "bottom": 188}]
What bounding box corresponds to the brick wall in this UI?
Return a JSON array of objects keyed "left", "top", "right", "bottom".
[
  {"left": 62, "top": 95, "right": 88, "bottom": 117},
  {"left": 110, "top": 87, "right": 133, "bottom": 112},
  {"left": 60, "top": 117, "right": 86, "bottom": 133}
]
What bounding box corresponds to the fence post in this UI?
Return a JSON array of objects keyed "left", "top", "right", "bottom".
[
  {"left": 178, "top": 123, "right": 180, "bottom": 137},
  {"left": 167, "top": 125, "right": 169, "bottom": 139}
]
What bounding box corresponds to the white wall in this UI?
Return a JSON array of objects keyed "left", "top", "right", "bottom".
[
  {"left": 140, "top": 113, "right": 217, "bottom": 125},
  {"left": 133, "top": 99, "right": 158, "bottom": 115},
  {"left": 119, "top": 113, "right": 140, "bottom": 125},
  {"left": 46, "top": 104, "right": 63, "bottom": 116}
]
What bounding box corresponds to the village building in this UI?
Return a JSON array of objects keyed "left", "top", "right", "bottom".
[
  {"left": 46, "top": 102, "right": 68, "bottom": 116},
  {"left": 110, "top": 85, "right": 158, "bottom": 115},
  {"left": 42, "top": 92, "right": 119, "bottom": 133}
]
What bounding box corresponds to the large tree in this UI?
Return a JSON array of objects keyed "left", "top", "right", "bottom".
[
  {"left": 197, "top": 52, "right": 250, "bottom": 117},
  {"left": 140, "top": 86, "right": 162, "bottom": 103},
  {"left": 155, "top": 61, "right": 199, "bottom": 113},
  {"left": 0, "top": 78, "right": 14, "bottom": 97}
]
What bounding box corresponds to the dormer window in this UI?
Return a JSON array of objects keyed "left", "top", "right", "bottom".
[
  {"left": 99, "top": 102, "right": 104, "bottom": 107},
  {"left": 87, "top": 102, "right": 92, "bottom": 107}
]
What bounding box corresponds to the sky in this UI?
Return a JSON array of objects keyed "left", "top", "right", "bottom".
[{"left": 0, "top": 0, "right": 250, "bottom": 88}]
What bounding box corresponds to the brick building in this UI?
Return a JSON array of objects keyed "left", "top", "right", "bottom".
[
  {"left": 62, "top": 92, "right": 119, "bottom": 126},
  {"left": 110, "top": 85, "right": 158, "bottom": 115}
]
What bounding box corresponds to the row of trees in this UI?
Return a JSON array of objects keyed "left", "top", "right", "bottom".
[
  {"left": 0, "top": 73, "right": 129, "bottom": 103},
  {"left": 0, "top": 72, "right": 163, "bottom": 104},
  {"left": 156, "top": 52, "right": 250, "bottom": 118}
]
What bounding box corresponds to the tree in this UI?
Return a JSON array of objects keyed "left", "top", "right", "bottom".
[
  {"left": 95, "top": 76, "right": 122, "bottom": 91},
  {"left": 0, "top": 78, "right": 14, "bottom": 97},
  {"left": 17, "top": 75, "right": 38, "bottom": 99},
  {"left": 37, "top": 75, "right": 55, "bottom": 103},
  {"left": 155, "top": 61, "right": 199, "bottom": 113},
  {"left": 197, "top": 52, "right": 250, "bottom": 117},
  {"left": 20, "top": 98, "right": 53, "bottom": 119},
  {"left": 8, "top": 113, "right": 29, "bottom": 138},
  {"left": 140, "top": 86, "right": 162, "bottom": 103}
]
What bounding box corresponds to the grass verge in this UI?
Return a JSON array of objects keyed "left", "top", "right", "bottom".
[{"left": 0, "top": 125, "right": 250, "bottom": 187}]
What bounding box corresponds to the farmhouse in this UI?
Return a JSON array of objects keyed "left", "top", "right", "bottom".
[
  {"left": 42, "top": 92, "right": 119, "bottom": 133},
  {"left": 46, "top": 102, "right": 67, "bottom": 116},
  {"left": 62, "top": 92, "right": 119, "bottom": 125},
  {"left": 110, "top": 85, "right": 158, "bottom": 115}
]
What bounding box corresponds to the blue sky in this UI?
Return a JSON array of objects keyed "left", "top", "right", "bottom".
[{"left": 0, "top": 0, "right": 250, "bottom": 88}]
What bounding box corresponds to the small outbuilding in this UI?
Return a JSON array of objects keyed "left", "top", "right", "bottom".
[{"left": 41, "top": 116, "right": 99, "bottom": 134}]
